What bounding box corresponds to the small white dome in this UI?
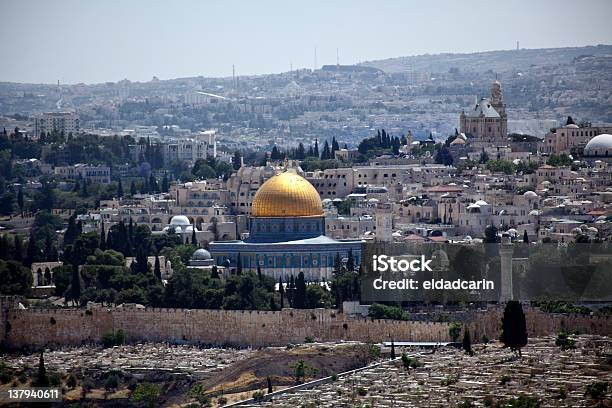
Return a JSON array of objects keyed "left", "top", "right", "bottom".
[
  {"left": 170, "top": 215, "right": 191, "bottom": 225},
  {"left": 523, "top": 191, "right": 538, "bottom": 198},
  {"left": 474, "top": 200, "right": 489, "bottom": 206},
  {"left": 191, "top": 248, "right": 212, "bottom": 260},
  {"left": 529, "top": 210, "right": 540, "bottom": 216},
  {"left": 565, "top": 124, "right": 579, "bottom": 129}
]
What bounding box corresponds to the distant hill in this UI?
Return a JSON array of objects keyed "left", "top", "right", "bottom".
[{"left": 360, "top": 44, "right": 612, "bottom": 74}]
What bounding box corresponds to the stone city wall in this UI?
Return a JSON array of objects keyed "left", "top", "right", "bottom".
[{"left": 0, "top": 297, "right": 609, "bottom": 349}]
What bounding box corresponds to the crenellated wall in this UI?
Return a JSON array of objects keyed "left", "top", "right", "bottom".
[{"left": 0, "top": 297, "right": 609, "bottom": 349}]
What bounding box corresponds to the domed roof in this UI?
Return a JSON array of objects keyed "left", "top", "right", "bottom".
[
  {"left": 251, "top": 172, "right": 323, "bottom": 217},
  {"left": 585, "top": 134, "right": 612, "bottom": 152},
  {"left": 524, "top": 191, "right": 538, "bottom": 198},
  {"left": 474, "top": 200, "right": 489, "bottom": 206},
  {"left": 170, "top": 215, "right": 191, "bottom": 225},
  {"left": 565, "top": 124, "right": 579, "bottom": 129},
  {"left": 191, "top": 248, "right": 211, "bottom": 260}
]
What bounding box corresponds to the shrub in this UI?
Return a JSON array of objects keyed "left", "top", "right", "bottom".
[
  {"left": 506, "top": 395, "right": 540, "bottom": 407},
  {"left": 217, "top": 396, "right": 227, "bottom": 406},
  {"left": 357, "top": 387, "right": 367, "bottom": 396},
  {"left": 499, "top": 375, "right": 511, "bottom": 385},
  {"left": 401, "top": 353, "right": 420, "bottom": 370},
  {"left": 304, "top": 336, "right": 314, "bottom": 343},
  {"left": 585, "top": 381, "right": 608, "bottom": 400},
  {"left": 331, "top": 373, "right": 338, "bottom": 381},
  {"left": 0, "top": 362, "right": 13, "bottom": 384},
  {"left": 368, "top": 303, "right": 409, "bottom": 320},
  {"left": 101, "top": 330, "right": 126, "bottom": 348},
  {"left": 66, "top": 373, "right": 77, "bottom": 388},
  {"left": 82, "top": 378, "right": 95, "bottom": 392},
  {"left": 555, "top": 331, "right": 576, "bottom": 350},
  {"left": 104, "top": 374, "right": 119, "bottom": 390},
  {"left": 449, "top": 322, "right": 462, "bottom": 342},
  {"left": 49, "top": 371, "right": 62, "bottom": 387},
  {"left": 252, "top": 390, "right": 265, "bottom": 401}
]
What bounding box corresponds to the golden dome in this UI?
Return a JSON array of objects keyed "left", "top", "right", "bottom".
[{"left": 251, "top": 172, "right": 323, "bottom": 217}]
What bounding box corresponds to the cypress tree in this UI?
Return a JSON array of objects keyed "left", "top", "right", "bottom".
[
  {"left": 279, "top": 276, "right": 285, "bottom": 309},
  {"left": 320, "top": 140, "right": 331, "bottom": 160},
  {"left": 257, "top": 265, "right": 262, "bottom": 280},
  {"left": 128, "top": 218, "right": 134, "bottom": 242},
  {"left": 463, "top": 327, "right": 473, "bottom": 355},
  {"left": 99, "top": 223, "right": 106, "bottom": 250},
  {"left": 331, "top": 136, "right": 339, "bottom": 157},
  {"left": 130, "top": 180, "right": 137, "bottom": 196},
  {"left": 390, "top": 341, "right": 396, "bottom": 359},
  {"left": 36, "top": 351, "right": 49, "bottom": 387},
  {"left": 500, "top": 300, "right": 528, "bottom": 356},
  {"left": 287, "top": 275, "right": 295, "bottom": 307},
  {"left": 69, "top": 264, "right": 81, "bottom": 306},
  {"left": 294, "top": 272, "right": 306, "bottom": 309},
  {"left": 64, "top": 214, "right": 78, "bottom": 245},
  {"left": 17, "top": 188, "right": 24, "bottom": 215},
  {"left": 14, "top": 235, "right": 23, "bottom": 262},
  {"left": 236, "top": 252, "right": 242, "bottom": 275},
  {"left": 25, "top": 231, "right": 37, "bottom": 267},
  {"left": 191, "top": 227, "right": 197, "bottom": 245},
  {"left": 211, "top": 264, "right": 219, "bottom": 279},
  {"left": 154, "top": 255, "right": 161, "bottom": 280},
  {"left": 346, "top": 249, "right": 355, "bottom": 272},
  {"left": 117, "top": 179, "right": 123, "bottom": 198},
  {"left": 523, "top": 230, "right": 529, "bottom": 243},
  {"left": 313, "top": 139, "right": 319, "bottom": 158},
  {"left": 44, "top": 233, "right": 57, "bottom": 260},
  {"left": 333, "top": 252, "right": 342, "bottom": 273},
  {"left": 267, "top": 377, "right": 273, "bottom": 394},
  {"left": 0, "top": 235, "right": 7, "bottom": 259},
  {"left": 161, "top": 173, "right": 169, "bottom": 193}
]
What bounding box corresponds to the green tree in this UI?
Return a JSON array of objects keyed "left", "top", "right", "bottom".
[
  {"left": 132, "top": 382, "right": 160, "bottom": 408},
  {"left": 449, "top": 322, "right": 462, "bottom": 342},
  {"left": 0, "top": 192, "right": 15, "bottom": 215},
  {"left": 0, "top": 260, "right": 32, "bottom": 295},
  {"left": 500, "top": 300, "right": 528, "bottom": 356}
]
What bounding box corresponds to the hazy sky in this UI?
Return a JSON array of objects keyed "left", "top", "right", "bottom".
[{"left": 1, "top": 0, "right": 611, "bottom": 84}]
